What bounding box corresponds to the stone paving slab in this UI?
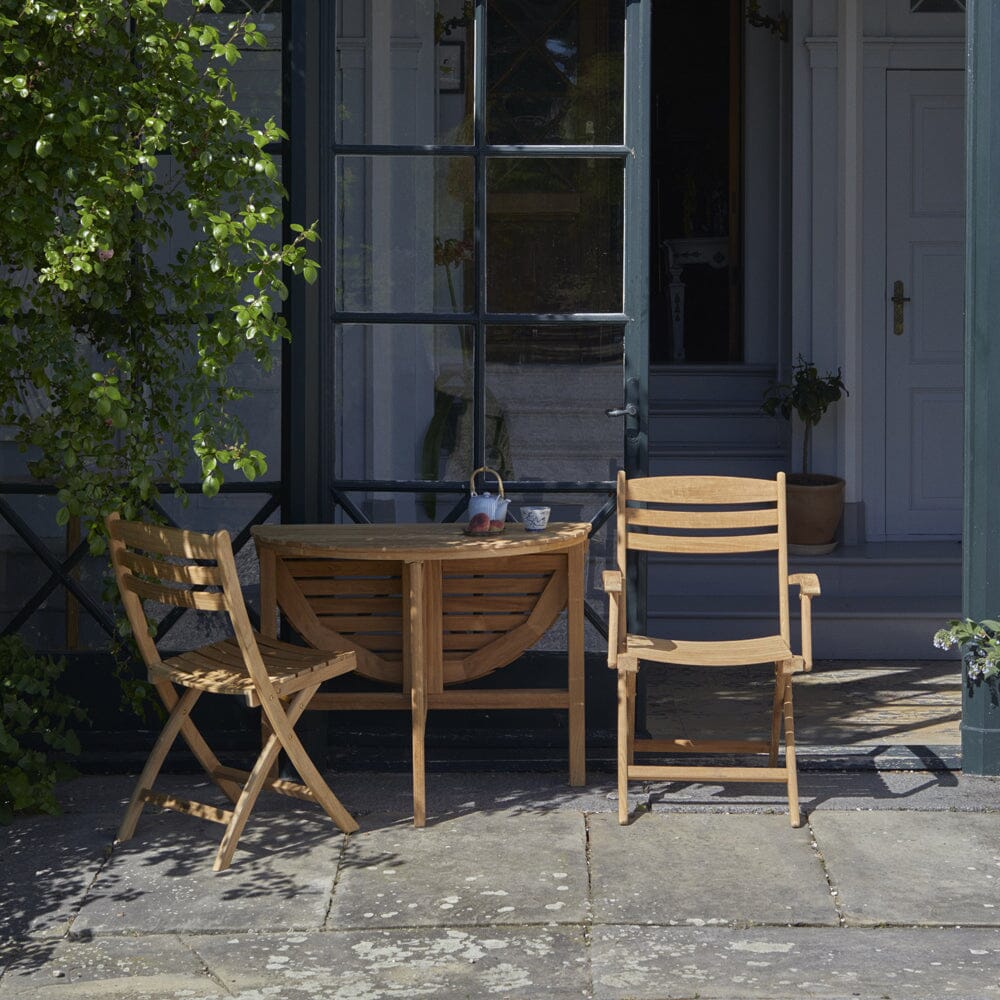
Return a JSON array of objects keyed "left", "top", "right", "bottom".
[
  {"left": 588, "top": 812, "right": 838, "bottom": 927},
  {"left": 812, "top": 811, "right": 1000, "bottom": 927},
  {"left": 192, "top": 926, "right": 591, "bottom": 999},
  {"left": 589, "top": 925, "right": 1000, "bottom": 999},
  {"left": 0, "top": 935, "right": 213, "bottom": 999},
  {"left": 70, "top": 808, "right": 348, "bottom": 936},
  {"left": 1, "top": 815, "right": 115, "bottom": 947},
  {"left": 328, "top": 810, "right": 589, "bottom": 929}
]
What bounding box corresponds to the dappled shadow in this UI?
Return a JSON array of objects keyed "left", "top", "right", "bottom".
[{"left": 643, "top": 659, "right": 962, "bottom": 748}]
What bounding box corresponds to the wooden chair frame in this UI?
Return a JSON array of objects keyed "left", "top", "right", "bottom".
[
  {"left": 106, "top": 514, "right": 359, "bottom": 871},
  {"left": 603, "top": 471, "right": 820, "bottom": 827}
]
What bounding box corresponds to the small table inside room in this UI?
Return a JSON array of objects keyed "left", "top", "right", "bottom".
[{"left": 252, "top": 522, "right": 591, "bottom": 826}]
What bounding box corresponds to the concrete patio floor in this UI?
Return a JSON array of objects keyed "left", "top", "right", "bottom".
[{"left": 2, "top": 764, "right": 999, "bottom": 1000}]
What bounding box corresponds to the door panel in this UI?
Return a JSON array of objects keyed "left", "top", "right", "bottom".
[{"left": 885, "top": 70, "right": 965, "bottom": 538}]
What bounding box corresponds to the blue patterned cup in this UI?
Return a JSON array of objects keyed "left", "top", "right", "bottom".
[{"left": 520, "top": 506, "right": 550, "bottom": 531}]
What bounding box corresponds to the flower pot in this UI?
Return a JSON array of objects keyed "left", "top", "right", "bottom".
[{"left": 785, "top": 473, "right": 845, "bottom": 553}]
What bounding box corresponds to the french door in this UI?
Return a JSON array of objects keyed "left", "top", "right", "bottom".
[{"left": 320, "top": 0, "right": 649, "bottom": 642}]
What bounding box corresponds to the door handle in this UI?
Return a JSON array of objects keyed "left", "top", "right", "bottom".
[
  {"left": 605, "top": 404, "right": 637, "bottom": 418},
  {"left": 891, "top": 280, "right": 911, "bottom": 336}
]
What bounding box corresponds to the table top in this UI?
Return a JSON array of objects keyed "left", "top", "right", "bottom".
[{"left": 252, "top": 521, "right": 590, "bottom": 562}]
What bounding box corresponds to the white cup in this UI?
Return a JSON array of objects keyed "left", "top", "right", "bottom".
[{"left": 520, "top": 506, "right": 551, "bottom": 531}]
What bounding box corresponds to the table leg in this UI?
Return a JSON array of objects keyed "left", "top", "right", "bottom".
[
  {"left": 567, "top": 541, "right": 586, "bottom": 786},
  {"left": 258, "top": 546, "right": 278, "bottom": 639},
  {"left": 404, "top": 560, "right": 427, "bottom": 827}
]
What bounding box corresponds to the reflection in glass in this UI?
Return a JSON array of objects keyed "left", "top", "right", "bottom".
[
  {"left": 486, "top": 0, "right": 624, "bottom": 145},
  {"left": 336, "top": 0, "right": 475, "bottom": 146},
  {"left": 485, "top": 325, "right": 622, "bottom": 484},
  {"left": 487, "top": 159, "right": 623, "bottom": 313},
  {"left": 335, "top": 324, "right": 476, "bottom": 521},
  {"left": 336, "top": 156, "right": 474, "bottom": 313}
]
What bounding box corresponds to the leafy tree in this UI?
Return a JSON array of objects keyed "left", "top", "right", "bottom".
[{"left": 0, "top": 0, "right": 318, "bottom": 550}]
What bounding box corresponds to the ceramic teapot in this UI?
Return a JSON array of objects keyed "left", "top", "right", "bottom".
[{"left": 467, "top": 466, "right": 509, "bottom": 533}]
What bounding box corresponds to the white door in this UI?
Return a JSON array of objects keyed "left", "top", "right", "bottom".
[{"left": 884, "top": 69, "right": 965, "bottom": 539}]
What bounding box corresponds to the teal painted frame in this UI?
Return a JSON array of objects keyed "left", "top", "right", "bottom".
[{"left": 963, "top": 0, "right": 1000, "bottom": 774}]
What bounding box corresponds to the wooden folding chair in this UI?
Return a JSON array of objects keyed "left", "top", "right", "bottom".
[
  {"left": 106, "top": 513, "right": 359, "bottom": 871},
  {"left": 603, "top": 471, "right": 820, "bottom": 827}
]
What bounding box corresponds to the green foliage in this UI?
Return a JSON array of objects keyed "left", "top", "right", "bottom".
[
  {"left": 0, "top": 0, "right": 319, "bottom": 551},
  {"left": 762, "top": 356, "right": 848, "bottom": 473},
  {"left": 934, "top": 618, "right": 1000, "bottom": 683},
  {"left": 0, "top": 636, "right": 86, "bottom": 823}
]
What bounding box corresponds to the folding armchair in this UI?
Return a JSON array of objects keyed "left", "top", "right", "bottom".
[
  {"left": 106, "top": 513, "right": 359, "bottom": 871},
  {"left": 603, "top": 471, "right": 820, "bottom": 827}
]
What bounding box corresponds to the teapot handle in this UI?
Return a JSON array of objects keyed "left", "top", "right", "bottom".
[{"left": 469, "top": 465, "right": 505, "bottom": 498}]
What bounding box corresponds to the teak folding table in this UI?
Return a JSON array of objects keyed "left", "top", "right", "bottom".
[{"left": 252, "top": 522, "right": 590, "bottom": 825}]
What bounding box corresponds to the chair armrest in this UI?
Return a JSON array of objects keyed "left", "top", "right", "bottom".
[
  {"left": 788, "top": 573, "right": 820, "bottom": 671},
  {"left": 602, "top": 570, "right": 626, "bottom": 668},
  {"left": 788, "top": 572, "right": 821, "bottom": 597}
]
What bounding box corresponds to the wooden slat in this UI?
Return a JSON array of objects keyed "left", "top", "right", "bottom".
[
  {"left": 627, "top": 476, "right": 778, "bottom": 504},
  {"left": 446, "top": 554, "right": 563, "bottom": 575},
  {"left": 626, "top": 507, "right": 778, "bottom": 529},
  {"left": 442, "top": 612, "right": 529, "bottom": 631},
  {"left": 124, "top": 576, "right": 226, "bottom": 611},
  {"left": 112, "top": 520, "right": 218, "bottom": 559},
  {"left": 141, "top": 789, "right": 234, "bottom": 825},
  {"left": 634, "top": 738, "right": 771, "bottom": 754},
  {"left": 298, "top": 578, "right": 403, "bottom": 596},
  {"left": 626, "top": 765, "right": 790, "bottom": 784},
  {"left": 627, "top": 633, "right": 791, "bottom": 666},
  {"left": 285, "top": 558, "right": 403, "bottom": 578},
  {"left": 625, "top": 532, "right": 779, "bottom": 554},
  {"left": 427, "top": 689, "right": 569, "bottom": 710},
  {"left": 312, "top": 614, "right": 405, "bottom": 632},
  {"left": 118, "top": 549, "right": 223, "bottom": 586},
  {"left": 443, "top": 576, "right": 548, "bottom": 595},
  {"left": 442, "top": 632, "right": 496, "bottom": 652},
  {"left": 443, "top": 594, "right": 538, "bottom": 613},
  {"left": 305, "top": 596, "right": 402, "bottom": 615}
]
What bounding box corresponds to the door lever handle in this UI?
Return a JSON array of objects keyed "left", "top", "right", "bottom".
[
  {"left": 605, "top": 404, "right": 637, "bottom": 418},
  {"left": 891, "top": 280, "right": 911, "bottom": 336}
]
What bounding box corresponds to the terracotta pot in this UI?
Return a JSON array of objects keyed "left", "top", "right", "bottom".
[{"left": 785, "top": 474, "right": 845, "bottom": 549}]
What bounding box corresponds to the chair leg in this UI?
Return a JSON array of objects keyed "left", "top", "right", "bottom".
[
  {"left": 155, "top": 680, "right": 241, "bottom": 805},
  {"left": 617, "top": 669, "right": 632, "bottom": 825},
  {"left": 782, "top": 676, "right": 802, "bottom": 828},
  {"left": 769, "top": 664, "right": 786, "bottom": 766},
  {"left": 213, "top": 687, "right": 358, "bottom": 872},
  {"left": 117, "top": 686, "right": 201, "bottom": 844}
]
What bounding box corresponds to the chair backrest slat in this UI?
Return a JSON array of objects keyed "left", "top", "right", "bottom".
[
  {"left": 627, "top": 532, "right": 781, "bottom": 555},
  {"left": 627, "top": 475, "right": 778, "bottom": 504},
  {"left": 626, "top": 507, "right": 779, "bottom": 530},
  {"left": 112, "top": 519, "right": 218, "bottom": 560},
  {"left": 117, "top": 548, "right": 224, "bottom": 587},
  {"left": 122, "top": 574, "right": 227, "bottom": 611}
]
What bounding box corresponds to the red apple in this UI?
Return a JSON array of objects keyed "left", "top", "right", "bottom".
[
  {"left": 469, "top": 512, "right": 491, "bottom": 533},
  {"left": 490, "top": 519, "right": 505, "bottom": 531}
]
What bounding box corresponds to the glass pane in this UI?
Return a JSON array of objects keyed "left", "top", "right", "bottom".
[
  {"left": 336, "top": 1, "right": 475, "bottom": 145},
  {"left": 486, "top": 0, "right": 624, "bottom": 145},
  {"left": 334, "top": 323, "right": 475, "bottom": 520},
  {"left": 336, "top": 156, "right": 474, "bottom": 312},
  {"left": 485, "top": 325, "right": 622, "bottom": 483},
  {"left": 487, "top": 158, "right": 623, "bottom": 313}
]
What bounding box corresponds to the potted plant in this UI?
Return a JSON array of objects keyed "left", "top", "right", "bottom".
[
  {"left": 934, "top": 618, "right": 1000, "bottom": 766},
  {"left": 934, "top": 618, "right": 1000, "bottom": 683},
  {"left": 762, "top": 357, "right": 849, "bottom": 552}
]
